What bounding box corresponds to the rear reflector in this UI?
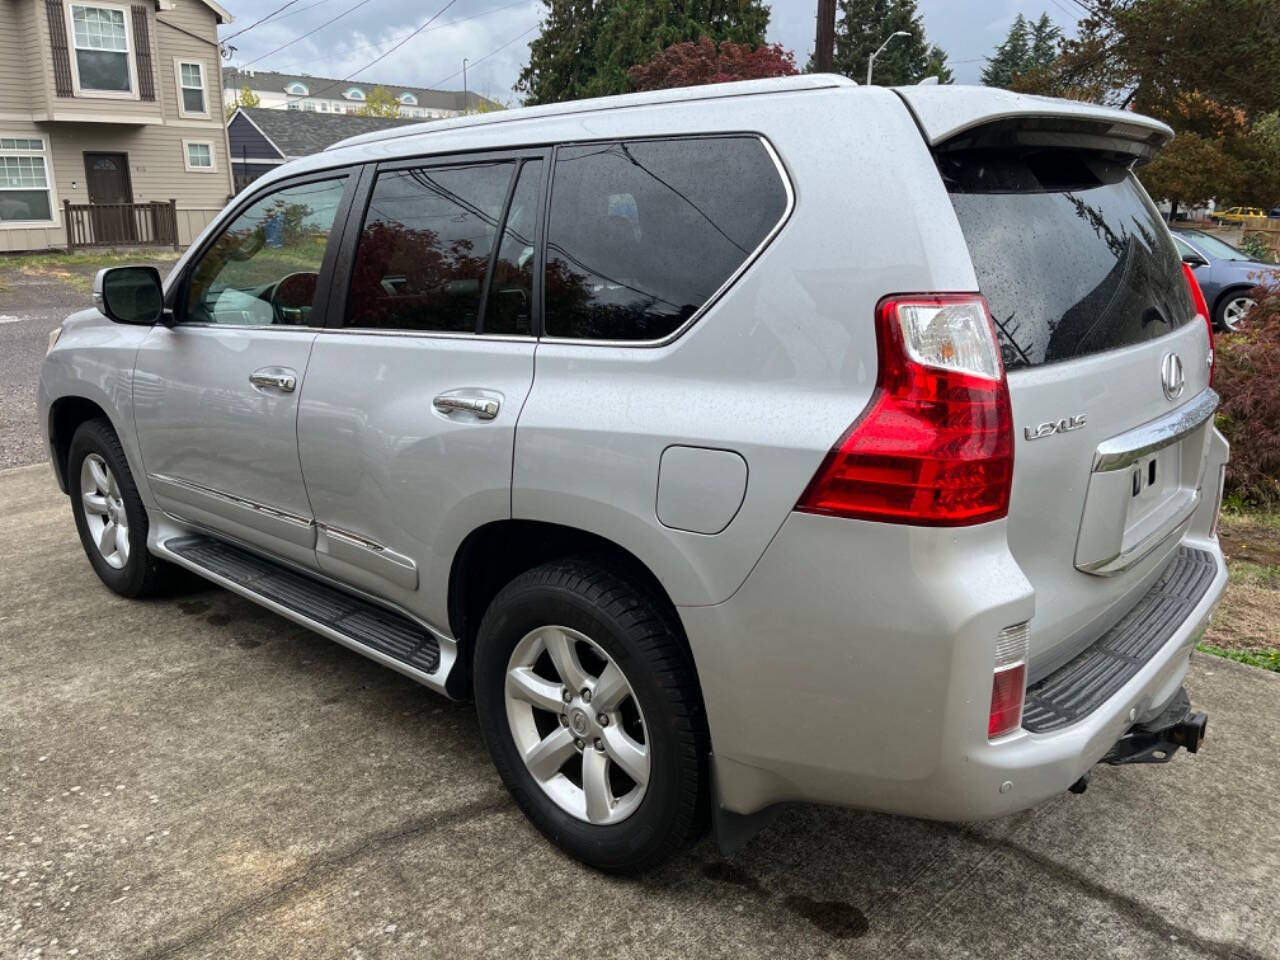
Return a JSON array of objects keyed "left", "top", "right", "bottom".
[
  {"left": 989, "top": 621, "right": 1029, "bottom": 739},
  {"left": 1182, "top": 262, "right": 1213, "bottom": 386},
  {"left": 796, "top": 294, "right": 1013, "bottom": 526}
]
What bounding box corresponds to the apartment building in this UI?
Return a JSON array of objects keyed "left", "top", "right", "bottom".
[
  {"left": 0, "top": 0, "right": 235, "bottom": 251},
  {"left": 222, "top": 67, "right": 494, "bottom": 120}
]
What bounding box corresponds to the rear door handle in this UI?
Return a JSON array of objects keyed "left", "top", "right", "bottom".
[
  {"left": 433, "top": 391, "right": 500, "bottom": 420},
  {"left": 249, "top": 367, "right": 297, "bottom": 393}
]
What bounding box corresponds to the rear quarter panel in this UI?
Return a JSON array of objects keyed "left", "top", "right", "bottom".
[{"left": 512, "top": 87, "right": 982, "bottom": 606}]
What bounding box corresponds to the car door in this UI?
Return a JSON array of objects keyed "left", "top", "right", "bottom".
[
  {"left": 296, "top": 151, "right": 545, "bottom": 628},
  {"left": 133, "top": 170, "right": 357, "bottom": 569}
]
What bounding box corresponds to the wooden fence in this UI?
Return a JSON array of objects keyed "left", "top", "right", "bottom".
[{"left": 63, "top": 199, "right": 180, "bottom": 251}]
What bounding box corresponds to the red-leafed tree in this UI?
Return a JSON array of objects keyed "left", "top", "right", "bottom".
[{"left": 627, "top": 35, "right": 797, "bottom": 92}]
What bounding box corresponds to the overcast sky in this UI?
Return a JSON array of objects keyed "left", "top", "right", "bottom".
[{"left": 215, "top": 0, "right": 1080, "bottom": 100}]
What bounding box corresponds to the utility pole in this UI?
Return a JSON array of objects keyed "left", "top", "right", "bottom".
[
  {"left": 867, "top": 30, "right": 910, "bottom": 85},
  {"left": 814, "top": 0, "right": 836, "bottom": 73},
  {"left": 462, "top": 58, "right": 469, "bottom": 115}
]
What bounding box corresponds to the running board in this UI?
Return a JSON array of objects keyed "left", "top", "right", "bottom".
[{"left": 156, "top": 535, "right": 459, "bottom": 697}]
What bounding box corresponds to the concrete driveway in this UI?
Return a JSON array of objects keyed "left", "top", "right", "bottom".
[{"left": 2, "top": 462, "right": 1278, "bottom": 960}]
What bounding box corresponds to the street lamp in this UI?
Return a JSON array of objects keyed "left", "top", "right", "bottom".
[{"left": 867, "top": 30, "right": 910, "bottom": 85}]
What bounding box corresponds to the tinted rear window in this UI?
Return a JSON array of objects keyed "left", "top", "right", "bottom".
[{"left": 943, "top": 151, "right": 1194, "bottom": 370}]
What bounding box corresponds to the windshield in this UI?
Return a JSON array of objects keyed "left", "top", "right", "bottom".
[
  {"left": 944, "top": 150, "right": 1194, "bottom": 370},
  {"left": 1177, "top": 230, "right": 1250, "bottom": 261}
]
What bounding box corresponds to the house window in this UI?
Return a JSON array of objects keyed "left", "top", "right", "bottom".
[
  {"left": 176, "top": 60, "right": 206, "bottom": 115},
  {"left": 343, "top": 87, "right": 365, "bottom": 101},
  {"left": 0, "top": 136, "right": 54, "bottom": 224},
  {"left": 287, "top": 102, "right": 299, "bottom": 111},
  {"left": 303, "top": 101, "right": 316, "bottom": 112},
  {"left": 184, "top": 140, "right": 214, "bottom": 172},
  {"left": 70, "top": 5, "right": 131, "bottom": 93},
  {"left": 398, "top": 92, "right": 417, "bottom": 106},
  {"left": 286, "top": 82, "right": 308, "bottom": 95}
]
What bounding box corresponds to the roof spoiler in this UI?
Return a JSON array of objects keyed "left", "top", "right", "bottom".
[{"left": 894, "top": 86, "right": 1173, "bottom": 166}]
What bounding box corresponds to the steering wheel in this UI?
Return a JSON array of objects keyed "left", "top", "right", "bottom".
[{"left": 271, "top": 271, "right": 319, "bottom": 325}]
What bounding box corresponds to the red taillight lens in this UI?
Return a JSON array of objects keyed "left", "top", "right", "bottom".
[
  {"left": 988, "top": 663, "right": 1026, "bottom": 738},
  {"left": 1182, "top": 262, "right": 1213, "bottom": 386},
  {"left": 796, "top": 294, "right": 1013, "bottom": 526}
]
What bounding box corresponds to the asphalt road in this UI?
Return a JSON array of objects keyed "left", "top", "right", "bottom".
[{"left": 3, "top": 462, "right": 1279, "bottom": 960}]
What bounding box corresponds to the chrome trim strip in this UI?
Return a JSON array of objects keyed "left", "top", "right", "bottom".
[
  {"left": 1092, "top": 388, "right": 1218, "bottom": 473},
  {"left": 149, "top": 474, "right": 314, "bottom": 528}
]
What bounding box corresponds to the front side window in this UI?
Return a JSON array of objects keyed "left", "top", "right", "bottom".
[
  {"left": 543, "top": 137, "right": 788, "bottom": 341},
  {"left": 185, "top": 177, "right": 348, "bottom": 326},
  {"left": 71, "top": 5, "right": 130, "bottom": 93},
  {"left": 0, "top": 137, "right": 53, "bottom": 223},
  {"left": 345, "top": 161, "right": 516, "bottom": 333},
  {"left": 178, "top": 61, "right": 205, "bottom": 114}
]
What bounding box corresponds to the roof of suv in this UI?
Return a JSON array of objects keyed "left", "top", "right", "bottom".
[{"left": 325, "top": 74, "right": 856, "bottom": 152}]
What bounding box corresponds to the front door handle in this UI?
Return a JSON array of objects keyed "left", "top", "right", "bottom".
[
  {"left": 249, "top": 367, "right": 297, "bottom": 393},
  {"left": 433, "top": 391, "right": 500, "bottom": 420}
]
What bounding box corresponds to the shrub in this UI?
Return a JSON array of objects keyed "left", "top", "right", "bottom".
[
  {"left": 1214, "top": 283, "right": 1280, "bottom": 506},
  {"left": 1239, "top": 232, "right": 1276, "bottom": 263}
]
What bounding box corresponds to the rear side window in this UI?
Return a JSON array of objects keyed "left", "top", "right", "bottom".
[
  {"left": 345, "top": 160, "right": 514, "bottom": 333},
  {"left": 943, "top": 150, "right": 1194, "bottom": 370},
  {"left": 544, "top": 137, "right": 788, "bottom": 341}
]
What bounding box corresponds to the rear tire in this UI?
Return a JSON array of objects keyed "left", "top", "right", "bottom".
[
  {"left": 473, "top": 558, "right": 709, "bottom": 873},
  {"left": 68, "top": 419, "right": 183, "bottom": 598}
]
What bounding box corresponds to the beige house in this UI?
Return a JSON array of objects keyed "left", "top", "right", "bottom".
[{"left": 0, "top": 0, "right": 235, "bottom": 252}]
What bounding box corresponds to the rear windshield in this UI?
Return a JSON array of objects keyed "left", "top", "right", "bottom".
[{"left": 943, "top": 150, "right": 1194, "bottom": 370}]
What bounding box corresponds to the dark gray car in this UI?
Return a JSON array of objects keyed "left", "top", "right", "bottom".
[{"left": 1173, "top": 228, "right": 1279, "bottom": 331}]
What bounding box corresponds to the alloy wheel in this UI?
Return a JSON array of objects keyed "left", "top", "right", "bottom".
[
  {"left": 80, "top": 453, "right": 129, "bottom": 569},
  {"left": 504, "top": 625, "right": 650, "bottom": 825},
  {"left": 1222, "top": 296, "right": 1255, "bottom": 332}
]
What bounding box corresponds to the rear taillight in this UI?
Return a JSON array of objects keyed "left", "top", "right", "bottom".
[
  {"left": 989, "top": 622, "right": 1029, "bottom": 739},
  {"left": 1182, "top": 262, "right": 1213, "bottom": 386},
  {"left": 796, "top": 294, "right": 1013, "bottom": 526}
]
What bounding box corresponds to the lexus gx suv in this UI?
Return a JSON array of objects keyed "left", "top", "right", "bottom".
[{"left": 39, "top": 77, "right": 1228, "bottom": 872}]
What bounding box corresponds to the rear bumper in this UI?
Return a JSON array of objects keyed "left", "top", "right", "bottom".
[{"left": 680, "top": 434, "right": 1229, "bottom": 822}]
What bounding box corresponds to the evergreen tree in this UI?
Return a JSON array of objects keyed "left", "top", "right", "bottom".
[
  {"left": 981, "top": 13, "right": 1032, "bottom": 88},
  {"left": 828, "top": 0, "right": 935, "bottom": 86},
  {"left": 1029, "top": 12, "right": 1062, "bottom": 70},
  {"left": 923, "top": 44, "right": 953, "bottom": 83},
  {"left": 516, "top": 0, "right": 771, "bottom": 105}
]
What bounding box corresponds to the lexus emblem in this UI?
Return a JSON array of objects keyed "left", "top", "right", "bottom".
[{"left": 1161, "top": 352, "right": 1185, "bottom": 401}]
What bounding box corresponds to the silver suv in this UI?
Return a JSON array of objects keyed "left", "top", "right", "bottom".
[{"left": 38, "top": 77, "right": 1228, "bottom": 872}]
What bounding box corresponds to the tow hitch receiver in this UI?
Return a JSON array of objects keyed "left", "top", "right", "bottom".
[{"left": 1100, "top": 688, "right": 1207, "bottom": 766}]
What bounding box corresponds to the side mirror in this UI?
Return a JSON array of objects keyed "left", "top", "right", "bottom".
[
  {"left": 94, "top": 266, "right": 165, "bottom": 325},
  {"left": 1181, "top": 251, "right": 1208, "bottom": 267}
]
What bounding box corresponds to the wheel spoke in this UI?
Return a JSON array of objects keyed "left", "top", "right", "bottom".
[
  {"left": 592, "top": 663, "right": 629, "bottom": 712},
  {"left": 581, "top": 746, "right": 613, "bottom": 823},
  {"left": 87, "top": 458, "right": 109, "bottom": 493},
  {"left": 523, "top": 726, "right": 576, "bottom": 782},
  {"left": 543, "top": 628, "right": 590, "bottom": 692},
  {"left": 83, "top": 493, "right": 109, "bottom": 515},
  {"left": 97, "top": 519, "right": 116, "bottom": 557},
  {"left": 601, "top": 725, "right": 649, "bottom": 787},
  {"left": 506, "top": 666, "right": 565, "bottom": 714},
  {"left": 114, "top": 523, "right": 129, "bottom": 558}
]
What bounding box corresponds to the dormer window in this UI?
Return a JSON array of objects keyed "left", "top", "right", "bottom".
[
  {"left": 343, "top": 87, "right": 366, "bottom": 101},
  {"left": 285, "top": 81, "right": 309, "bottom": 96},
  {"left": 398, "top": 92, "right": 417, "bottom": 106}
]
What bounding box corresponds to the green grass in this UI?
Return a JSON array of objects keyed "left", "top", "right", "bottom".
[
  {"left": 0, "top": 250, "right": 180, "bottom": 270},
  {"left": 1196, "top": 642, "right": 1280, "bottom": 673}
]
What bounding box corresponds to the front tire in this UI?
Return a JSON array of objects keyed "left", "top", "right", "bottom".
[
  {"left": 473, "top": 558, "right": 709, "bottom": 873},
  {"left": 1216, "top": 291, "right": 1256, "bottom": 332},
  {"left": 68, "top": 418, "right": 180, "bottom": 598}
]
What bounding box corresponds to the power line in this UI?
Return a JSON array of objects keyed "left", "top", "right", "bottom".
[
  {"left": 243, "top": 0, "right": 382, "bottom": 67},
  {"left": 280, "top": 0, "right": 460, "bottom": 103},
  {"left": 221, "top": 0, "right": 302, "bottom": 42},
  {"left": 267, "top": 0, "right": 529, "bottom": 75},
  {"left": 428, "top": 22, "right": 538, "bottom": 88}
]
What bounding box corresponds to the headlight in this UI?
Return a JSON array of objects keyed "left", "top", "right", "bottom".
[{"left": 47, "top": 327, "right": 62, "bottom": 355}]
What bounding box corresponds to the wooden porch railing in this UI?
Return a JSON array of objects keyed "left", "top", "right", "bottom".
[{"left": 63, "top": 198, "right": 180, "bottom": 251}]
